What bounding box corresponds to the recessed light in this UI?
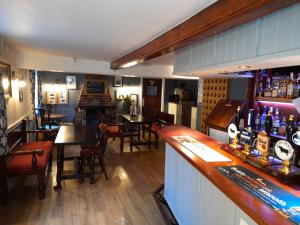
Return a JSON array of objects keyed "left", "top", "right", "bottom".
[{"left": 238, "top": 65, "right": 251, "bottom": 69}]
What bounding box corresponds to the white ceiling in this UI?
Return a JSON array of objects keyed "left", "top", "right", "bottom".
[{"left": 0, "top": 0, "right": 216, "bottom": 62}]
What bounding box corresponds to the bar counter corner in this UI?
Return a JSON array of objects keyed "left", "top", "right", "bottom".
[{"left": 157, "top": 125, "right": 300, "bottom": 225}]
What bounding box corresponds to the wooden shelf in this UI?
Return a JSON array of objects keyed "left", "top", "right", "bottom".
[{"left": 256, "top": 97, "right": 293, "bottom": 103}]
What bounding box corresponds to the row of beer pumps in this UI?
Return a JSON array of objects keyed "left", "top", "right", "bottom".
[{"left": 228, "top": 106, "right": 300, "bottom": 176}]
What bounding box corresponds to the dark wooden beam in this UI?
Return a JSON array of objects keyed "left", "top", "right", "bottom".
[{"left": 111, "top": 0, "right": 299, "bottom": 70}]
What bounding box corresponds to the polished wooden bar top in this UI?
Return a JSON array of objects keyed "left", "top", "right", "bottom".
[
  {"left": 55, "top": 125, "right": 97, "bottom": 145},
  {"left": 158, "top": 125, "right": 300, "bottom": 225}
]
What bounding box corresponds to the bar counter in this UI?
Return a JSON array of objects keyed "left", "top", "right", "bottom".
[{"left": 158, "top": 125, "right": 300, "bottom": 225}]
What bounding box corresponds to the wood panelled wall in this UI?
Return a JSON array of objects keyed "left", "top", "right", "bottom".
[{"left": 201, "top": 78, "right": 228, "bottom": 134}]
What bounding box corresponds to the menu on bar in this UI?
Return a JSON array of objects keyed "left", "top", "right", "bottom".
[{"left": 172, "top": 136, "right": 231, "bottom": 162}]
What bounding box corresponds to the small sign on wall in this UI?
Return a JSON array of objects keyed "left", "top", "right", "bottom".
[
  {"left": 46, "top": 91, "right": 57, "bottom": 104},
  {"left": 58, "top": 90, "right": 68, "bottom": 104}
]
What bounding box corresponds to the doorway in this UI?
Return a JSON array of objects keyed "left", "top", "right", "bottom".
[{"left": 142, "top": 78, "right": 162, "bottom": 119}]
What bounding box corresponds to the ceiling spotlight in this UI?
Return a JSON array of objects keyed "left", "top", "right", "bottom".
[{"left": 238, "top": 65, "right": 251, "bottom": 69}]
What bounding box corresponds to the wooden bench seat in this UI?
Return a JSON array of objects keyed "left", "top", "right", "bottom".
[{"left": 0, "top": 119, "right": 55, "bottom": 205}]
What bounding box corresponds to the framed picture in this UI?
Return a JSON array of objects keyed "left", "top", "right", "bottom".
[
  {"left": 85, "top": 79, "right": 107, "bottom": 95},
  {"left": 115, "top": 90, "right": 123, "bottom": 100},
  {"left": 58, "top": 90, "right": 68, "bottom": 104},
  {"left": 114, "top": 76, "right": 123, "bottom": 87},
  {"left": 46, "top": 91, "right": 57, "bottom": 104},
  {"left": 130, "top": 94, "right": 138, "bottom": 106},
  {"left": 66, "top": 75, "right": 76, "bottom": 89}
]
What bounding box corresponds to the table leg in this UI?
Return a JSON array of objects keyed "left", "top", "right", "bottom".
[
  {"left": 54, "top": 144, "right": 64, "bottom": 191},
  {"left": 148, "top": 122, "right": 152, "bottom": 149},
  {"left": 130, "top": 124, "right": 133, "bottom": 152}
]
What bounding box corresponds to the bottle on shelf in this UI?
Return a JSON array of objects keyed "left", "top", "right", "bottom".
[
  {"left": 264, "top": 77, "right": 272, "bottom": 97},
  {"left": 269, "top": 106, "right": 274, "bottom": 119},
  {"left": 293, "top": 73, "right": 300, "bottom": 98},
  {"left": 286, "top": 72, "right": 294, "bottom": 99},
  {"left": 257, "top": 76, "right": 264, "bottom": 97},
  {"left": 260, "top": 105, "right": 267, "bottom": 130},
  {"left": 278, "top": 76, "right": 287, "bottom": 98},
  {"left": 297, "top": 117, "right": 300, "bottom": 131},
  {"left": 255, "top": 112, "right": 260, "bottom": 130},
  {"left": 272, "top": 108, "right": 280, "bottom": 135},
  {"left": 265, "top": 110, "right": 273, "bottom": 136},
  {"left": 278, "top": 116, "right": 287, "bottom": 136},
  {"left": 271, "top": 75, "right": 280, "bottom": 98}
]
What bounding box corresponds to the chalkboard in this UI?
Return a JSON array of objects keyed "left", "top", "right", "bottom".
[{"left": 85, "top": 79, "right": 106, "bottom": 95}]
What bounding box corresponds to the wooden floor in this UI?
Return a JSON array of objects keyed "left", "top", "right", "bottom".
[{"left": 0, "top": 139, "right": 166, "bottom": 225}]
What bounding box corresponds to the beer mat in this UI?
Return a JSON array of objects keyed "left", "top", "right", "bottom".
[{"left": 217, "top": 166, "right": 300, "bottom": 224}]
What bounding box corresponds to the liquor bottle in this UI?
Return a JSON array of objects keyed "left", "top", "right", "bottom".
[
  {"left": 293, "top": 73, "right": 300, "bottom": 98},
  {"left": 255, "top": 112, "right": 260, "bottom": 130},
  {"left": 257, "top": 76, "right": 264, "bottom": 97},
  {"left": 260, "top": 105, "right": 267, "bottom": 130},
  {"left": 278, "top": 116, "right": 287, "bottom": 136},
  {"left": 278, "top": 76, "right": 287, "bottom": 98},
  {"left": 287, "top": 72, "right": 294, "bottom": 99},
  {"left": 265, "top": 110, "right": 273, "bottom": 136},
  {"left": 271, "top": 76, "right": 280, "bottom": 98},
  {"left": 269, "top": 106, "right": 274, "bottom": 119},
  {"left": 272, "top": 108, "right": 280, "bottom": 135},
  {"left": 264, "top": 77, "right": 272, "bottom": 97},
  {"left": 286, "top": 114, "right": 296, "bottom": 143}
]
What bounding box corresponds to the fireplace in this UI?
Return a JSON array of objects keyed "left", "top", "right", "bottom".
[{"left": 76, "top": 75, "right": 116, "bottom": 131}]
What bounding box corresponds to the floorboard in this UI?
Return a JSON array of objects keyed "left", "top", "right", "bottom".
[{"left": 0, "top": 139, "right": 166, "bottom": 225}]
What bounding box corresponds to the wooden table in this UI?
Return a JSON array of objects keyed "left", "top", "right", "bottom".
[
  {"left": 54, "top": 125, "right": 98, "bottom": 190},
  {"left": 122, "top": 114, "right": 153, "bottom": 151}
]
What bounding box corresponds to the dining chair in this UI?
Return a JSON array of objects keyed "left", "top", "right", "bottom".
[
  {"left": 34, "top": 108, "right": 60, "bottom": 140},
  {"left": 79, "top": 123, "right": 109, "bottom": 183}
]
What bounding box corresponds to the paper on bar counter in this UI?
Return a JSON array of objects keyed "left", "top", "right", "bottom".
[{"left": 172, "top": 136, "right": 231, "bottom": 162}]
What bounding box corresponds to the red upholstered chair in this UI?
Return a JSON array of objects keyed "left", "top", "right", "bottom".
[
  {"left": 106, "top": 124, "right": 124, "bottom": 152},
  {"left": 0, "top": 119, "right": 54, "bottom": 205}
]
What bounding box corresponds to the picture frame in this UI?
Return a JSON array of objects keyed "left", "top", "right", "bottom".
[
  {"left": 58, "top": 90, "right": 68, "bottom": 104},
  {"left": 115, "top": 90, "right": 123, "bottom": 100},
  {"left": 130, "top": 94, "right": 138, "bottom": 106},
  {"left": 66, "top": 75, "right": 77, "bottom": 89},
  {"left": 114, "top": 76, "right": 123, "bottom": 87},
  {"left": 85, "top": 78, "right": 107, "bottom": 95},
  {"left": 46, "top": 91, "right": 57, "bottom": 104}
]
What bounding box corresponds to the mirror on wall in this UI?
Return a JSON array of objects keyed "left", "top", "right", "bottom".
[{"left": 0, "top": 61, "right": 12, "bottom": 98}]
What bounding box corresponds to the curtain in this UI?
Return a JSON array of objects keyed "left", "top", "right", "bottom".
[
  {"left": 31, "top": 70, "right": 43, "bottom": 111},
  {"left": 0, "top": 74, "right": 8, "bottom": 156}
]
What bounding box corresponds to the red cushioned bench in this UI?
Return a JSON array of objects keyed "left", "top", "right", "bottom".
[{"left": 0, "top": 119, "right": 56, "bottom": 205}]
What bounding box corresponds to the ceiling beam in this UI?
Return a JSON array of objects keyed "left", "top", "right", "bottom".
[{"left": 110, "top": 0, "right": 299, "bottom": 70}]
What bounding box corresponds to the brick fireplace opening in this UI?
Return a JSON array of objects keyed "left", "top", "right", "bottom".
[{"left": 76, "top": 75, "right": 116, "bottom": 131}]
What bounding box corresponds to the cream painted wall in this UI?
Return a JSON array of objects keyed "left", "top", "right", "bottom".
[{"left": 0, "top": 48, "right": 32, "bottom": 128}]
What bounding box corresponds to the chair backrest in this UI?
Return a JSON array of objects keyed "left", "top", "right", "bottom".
[
  {"left": 34, "top": 108, "right": 50, "bottom": 128},
  {"left": 97, "top": 123, "right": 109, "bottom": 155},
  {"left": 157, "top": 111, "right": 175, "bottom": 125}
]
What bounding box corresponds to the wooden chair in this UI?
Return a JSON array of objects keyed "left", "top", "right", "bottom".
[
  {"left": 143, "top": 111, "right": 174, "bottom": 148},
  {"left": 0, "top": 119, "right": 55, "bottom": 205},
  {"left": 78, "top": 123, "right": 109, "bottom": 184},
  {"left": 34, "top": 108, "right": 59, "bottom": 140}
]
